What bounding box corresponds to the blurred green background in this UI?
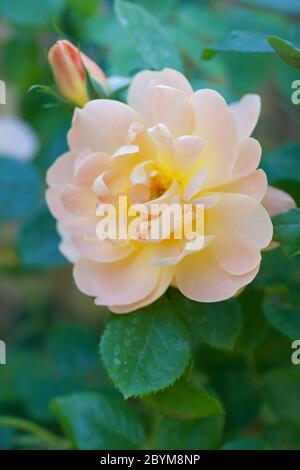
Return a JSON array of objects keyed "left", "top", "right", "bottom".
[{"left": 1, "top": 0, "right": 300, "bottom": 451}]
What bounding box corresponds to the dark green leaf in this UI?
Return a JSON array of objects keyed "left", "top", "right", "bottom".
[
  {"left": 262, "top": 143, "right": 300, "bottom": 185},
  {"left": 272, "top": 208, "right": 300, "bottom": 258},
  {"left": 263, "top": 287, "right": 300, "bottom": 339},
  {"left": 0, "top": 158, "right": 42, "bottom": 222},
  {"left": 143, "top": 380, "right": 223, "bottom": 420},
  {"left": 115, "top": 0, "right": 182, "bottom": 70},
  {"left": 156, "top": 415, "right": 224, "bottom": 450},
  {"left": 18, "top": 208, "right": 66, "bottom": 269},
  {"left": 220, "top": 437, "right": 268, "bottom": 450},
  {"left": 203, "top": 30, "right": 273, "bottom": 59},
  {"left": 169, "top": 289, "right": 242, "bottom": 351},
  {"left": 213, "top": 371, "right": 260, "bottom": 431},
  {"left": 100, "top": 297, "right": 190, "bottom": 398},
  {"left": 51, "top": 392, "right": 145, "bottom": 450},
  {"left": 265, "top": 423, "right": 300, "bottom": 450},
  {"left": 236, "top": 287, "right": 270, "bottom": 352},
  {"left": 263, "top": 368, "right": 300, "bottom": 425},
  {"left": 268, "top": 36, "right": 300, "bottom": 71}
]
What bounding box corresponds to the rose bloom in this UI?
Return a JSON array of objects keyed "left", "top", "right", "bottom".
[{"left": 46, "top": 68, "right": 295, "bottom": 313}]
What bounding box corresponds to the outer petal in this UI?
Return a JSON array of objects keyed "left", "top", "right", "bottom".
[
  {"left": 176, "top": 248, "right": 260, "bottom": 302},
  {"left": 128, "top": 68, "right": 193, "bottom": 122},
  {"left": 191, "top": 89, "right": 238, "bottom": 187},
  {"left": 230, "top": 94, "right": 261, "bottom": 140},
  {"left": 108, "top": 266, "right": 174, "bottom": 313},
  {"left": 72, "top": 236, "right": 135, "bottom": 263},
  {"left": 73, "top": 247, "right": 160, "bottom": 305},
  {"left": 262, "top": 185, "right": 296, "bottom": 216},
  {"left": 147, "top": 85, "right": 193, "bottom": 136},
  {"left": 68, "top": 99, "right": 142, "bottom": 155},
  {"left": 60, "top": 184, "right": 97, "bottom": 217},
  {"left": 46, "top": 152, "right": 74, "bottom": 188},
  {"left": 211, "top": 169, "right": 267, "bottom": 202},
  {"left": 231, "top": 138, "right": 262, "bottom": 179},
  {"left": 206, "top": 193, "right": 273, "bottom": 275},
  {"left": 206, "top": 193, "right": 273, "bottom": 249},
  {"left": 74, "top": 152, "right": 110, "bottom": 187}
]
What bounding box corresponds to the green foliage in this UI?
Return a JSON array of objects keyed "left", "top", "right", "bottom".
[
  {"left": 115, "top": 0, "right": 182, "bottom": 70},
  {"left": 100, "top": 297, "right": 190, "bottom": 398},
  {"left": 263, "top": 287, "right": 300, "bottom": 339},
  {"left": 143, "top": 379, "right": 223, "bottom": 420},
  {"left": 0, "top": 0, "right": 66, "bottom": 29},
  {"left": 272, "top": 208, "right": 300, "bottom": 258},
  {"left": 18, "top": 208, "right": 66, "bottom": 269},
  {"left": 268, "top": 36, "right": 300, "bottom": 70},
  {"left": 1, "top": 0, "right": 300, "bottom": 452},
  {"left": 156, "top": 415, "right": 224, "bottom": 450},
  {"left": 220, "top": 437, "right": 268, "bottom": 450},
  {"left": 263, "top": 367, "right": 300, "bottom": 425},
  {"left": 51, "top": 392, "right": 145, "bottom": 449},
  {"left": 169, "top": 289, "right": 243, "bottom": 351},
  {"left": 203, "top": 30, "right": 273, "bottom": 59},
  {"left": 0, "top": 158, "right": 43, "bottom": 222}
]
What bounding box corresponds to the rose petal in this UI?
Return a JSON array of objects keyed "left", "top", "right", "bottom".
[
  {"left": 73, "top": 247, "right": 160, "bottom": 305},
  {"left": 191, "top": 89, "right": 238, "bottom": 187},
  {"left": 68, "top": 99, "right": 142, "bottom": 155},
  {"left": 230, "top": 94, "right": 261, "bottom": 140},
  {"left": 176, "top": 248, "right": 260, "bottom": 302}
]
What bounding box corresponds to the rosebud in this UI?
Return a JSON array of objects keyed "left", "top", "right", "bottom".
[{"left": 48, "top": 40, "right": 107, "bottom": 107}]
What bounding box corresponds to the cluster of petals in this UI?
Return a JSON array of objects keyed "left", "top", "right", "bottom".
[{"left": 46, "top": 68, "right": 295, "bottom": 313}]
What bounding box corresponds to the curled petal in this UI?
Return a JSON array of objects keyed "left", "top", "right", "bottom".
[
  {"left": 46, "top": 152, "right": 74, "bottom": 188},
  {"left": 68, "top": 99, "right": 142, "bottom": 155},
  {"left": 128, "top": 68, "right": 193, "bottom": 123},
  {"left": 61, "top": 184, "right": 97, "bottom": 217},
  {"left": 108, "top": 266, "right": 174, "bottom": 313},
  {"left": 74, "top": 247, "right": 160, "bottom": 305},
  {"left": 231, "top": 138, "right": 262, "bottom": 179},
  {"left": 191, "top": 89, "right": 238, "bottom": 187},
  {"left": 176, "top": 248, "right": 260, "bottom": 302},
  {"left": 230, "top": 94, "right": 261, "bottom": 140},
  {"left": 72, "top": 236, "right": 135, "bottom": 262}
]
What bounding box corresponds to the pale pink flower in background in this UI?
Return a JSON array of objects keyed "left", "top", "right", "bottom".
[
  {"left": 46, "top": 68, "right": 295, "bottom": 313},
  {"left": 0, "top": 115, "right": 38, "bottom": 162}
]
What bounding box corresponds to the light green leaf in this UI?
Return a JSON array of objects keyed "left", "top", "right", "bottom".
[
  {"left": 262, "top": 287, "right": 300, "bottom": 339},
  {"left": 272, "top": 208, "right": 300, "bottom": 258},
  {"left": 100, "top": 297, "right": 190, "bottom": 398},
  {"left": 115, "top": 0, "right": 182, "bottom": 70},
  {"left": 268, "top": 36, "right": 300, "bottom": 70},
  {"left": 241, "top": 0, "right": 300, "bottom": 16},
  {"left": 51, "top": 392, "right": 145, "bottom": 450},
  {"left": 18, "top": 208, "right": 66, "bottom": 269},
  {"left": 263, "top": 368, "right": 300, "bottom": 425},
  {"left": 156, "top": 415, "right": 224, "bottom": 450},
  {"left": 0, "top": 158, "right": 42, "bottom": 223},
  {"left": 143, "top": 380, "right": 223, "bottom": 420},
  {"left": 203, "top": 30, "right": 273, "bottom": 59},
  {"left": 0, "top": 0, "right": 66, "bottom": 29},
  {"left": 169, "top": 289, "right": 242, "bottom": 350}
]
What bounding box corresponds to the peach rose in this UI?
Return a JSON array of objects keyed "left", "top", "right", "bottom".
[{"left": 46, "top": 68, "right": 295, "bottom": 313}]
